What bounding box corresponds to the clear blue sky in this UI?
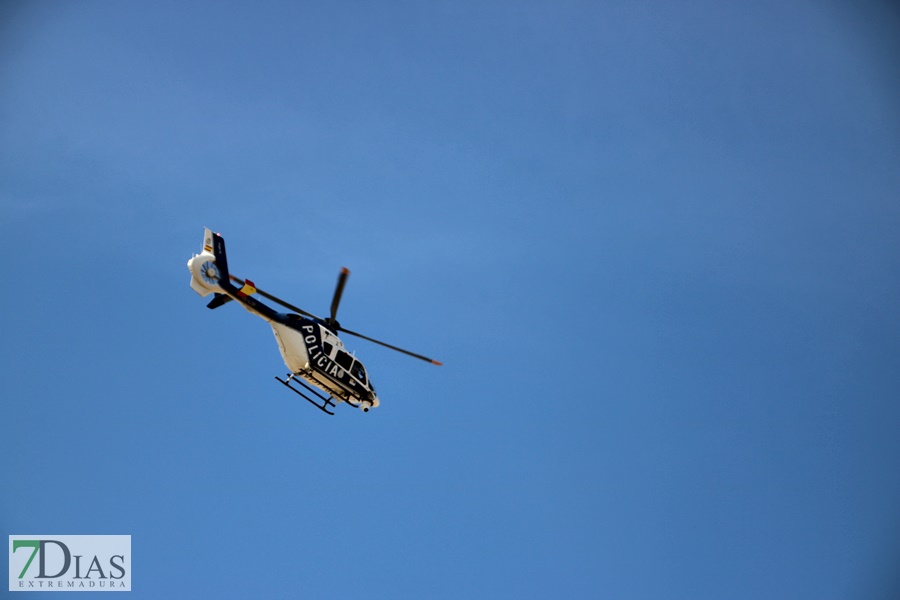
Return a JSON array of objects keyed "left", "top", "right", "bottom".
[{"left": 2, "top": 1, "right": 899, "bottom": 598}]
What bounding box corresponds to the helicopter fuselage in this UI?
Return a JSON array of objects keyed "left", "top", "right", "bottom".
[{"left": 269, "top": 317, "right": 377, "bottom": 408}]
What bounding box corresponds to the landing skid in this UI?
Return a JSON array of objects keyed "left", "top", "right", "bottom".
[{"left": 275, "top": 373, "right": 337, "bottom": 415}]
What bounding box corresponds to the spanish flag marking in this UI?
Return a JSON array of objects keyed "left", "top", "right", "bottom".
[{"left": 238, "top": 279, "right": 257, "bottom": 297}]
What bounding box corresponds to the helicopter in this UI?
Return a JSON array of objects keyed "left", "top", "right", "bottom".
[{"left": 187, "top": 228, "right": 441, "bottom": 415}]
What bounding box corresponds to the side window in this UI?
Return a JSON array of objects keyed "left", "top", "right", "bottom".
[
  {"left": 323, "top": 342, "right": 333, "bottom": 357},
  {"left": 335, "top": 350, "right": 353, "bottom": 371}
]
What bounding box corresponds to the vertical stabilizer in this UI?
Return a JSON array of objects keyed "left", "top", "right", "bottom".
[{"left": 187, "top": 227, "right": 225, "bottom": 297}]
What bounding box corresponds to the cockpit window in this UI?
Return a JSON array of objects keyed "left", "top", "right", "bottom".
[{"left": 353, "top": 361, "right": 367, "bottom": 385}]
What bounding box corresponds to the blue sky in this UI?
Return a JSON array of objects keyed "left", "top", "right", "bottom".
[{"left": 2, "top": 1, "right": 899, "bottom": 598}]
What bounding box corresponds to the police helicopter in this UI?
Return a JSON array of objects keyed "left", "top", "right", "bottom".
[{"left": 187, "top": 228, "right": 441, "bottom": 415}]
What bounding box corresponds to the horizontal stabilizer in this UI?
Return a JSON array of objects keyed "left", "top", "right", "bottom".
[{"left": 207, "top": 293, "right": 233, "bottom": 310}]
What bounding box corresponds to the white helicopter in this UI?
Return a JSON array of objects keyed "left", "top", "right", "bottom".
[{"left": 187, "top": 228, "right": 441, "bottom": 414}]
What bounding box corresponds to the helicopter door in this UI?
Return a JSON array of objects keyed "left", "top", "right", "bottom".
[
  {"left": 334, "top": 350, "right": 353, "bottom": 372},
  {"left": 333, "top": 350, "right": 369, "bottom": 387}
]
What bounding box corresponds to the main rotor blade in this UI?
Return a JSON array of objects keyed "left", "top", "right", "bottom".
[
  {"left": 330, "top": 267, "right": 350, "bottom": 324},
  {"left": 230, "top": 273, "right": 442, "bottom": 366},
  {"left": 339, "top": 325, "right": 443, "bottom": 366},
  {"left": 229, "top": 275, "right": 322, "bottom": 320}
]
